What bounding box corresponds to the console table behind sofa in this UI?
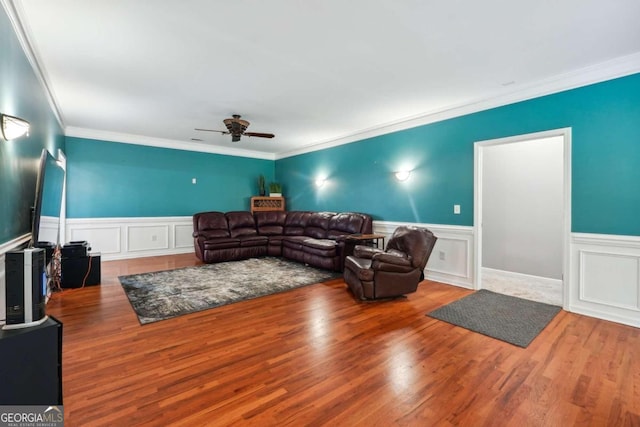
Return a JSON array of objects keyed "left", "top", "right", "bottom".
[{"left": 192, "top": 211, "right": 372, "bottom": 271}]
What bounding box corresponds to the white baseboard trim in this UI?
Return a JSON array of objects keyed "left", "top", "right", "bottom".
[
  {"left": 570, "top": 232, "right": 640, "bottom": 328},
  {"left": 373, "top": 220, "right": 474, "bottom": 289},
  {"left": 481, "top": 267, "right": 563, "bottom": 306},
  {"left": 66, "top": 216, "right": 195, "bottom": 261}
]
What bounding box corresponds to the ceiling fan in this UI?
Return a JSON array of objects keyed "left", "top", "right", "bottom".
[{"left": 195, "top": 114, "right": 275, "bottom": 142}]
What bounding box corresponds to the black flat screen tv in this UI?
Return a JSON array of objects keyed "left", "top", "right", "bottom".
[{"left": 30, "top": 149, "right": 65, "bottom": 248}]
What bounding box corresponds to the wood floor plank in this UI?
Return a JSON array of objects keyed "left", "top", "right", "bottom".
[{"left": 44, "top": 253, "right": 640, "bottom": 426}]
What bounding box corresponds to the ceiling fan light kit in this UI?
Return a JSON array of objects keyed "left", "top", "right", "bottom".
[{"left": 196, "top": 114, "right": 275, "bottom": 143}]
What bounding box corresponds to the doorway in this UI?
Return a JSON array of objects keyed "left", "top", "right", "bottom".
[{"left": 474, "top": 129, "right": 571, "bottom": 307}]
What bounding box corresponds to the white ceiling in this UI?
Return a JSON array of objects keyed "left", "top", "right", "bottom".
[{"left": 9, "top": 0, "right": 640, "bottom": 159}]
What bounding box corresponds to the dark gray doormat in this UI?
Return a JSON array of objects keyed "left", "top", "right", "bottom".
[{"left": 427, "top": 289, "right": 561, "bottom": 348}]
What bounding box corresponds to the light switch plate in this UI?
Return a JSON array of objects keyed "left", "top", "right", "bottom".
[{"left": 454, "top": 204, "right": 461, "bottom": 214}]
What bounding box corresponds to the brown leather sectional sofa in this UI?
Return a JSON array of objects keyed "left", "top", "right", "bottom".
[{"left": 192, "top": 210, "right": 373, "bottom": 271}]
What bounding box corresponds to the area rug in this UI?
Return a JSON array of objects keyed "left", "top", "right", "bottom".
[
  {"left": 427, "top": 289, "right": 561, "bottom": 348},
  {"left": 119, "top": 257, "right": 340, "bottom": 324}
]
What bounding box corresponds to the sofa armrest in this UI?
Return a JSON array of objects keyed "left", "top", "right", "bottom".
[{"left": 353, "top": 245, "right": 385, "bottom": 259}]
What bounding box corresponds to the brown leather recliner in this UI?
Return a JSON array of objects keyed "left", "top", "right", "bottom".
[{"left": 343, "top": 226, "right": 437, "bottom": 300}]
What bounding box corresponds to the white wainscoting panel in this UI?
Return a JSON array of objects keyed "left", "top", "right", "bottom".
[
  {"left": 570, "top": 233, "right": 640, "bottom": 328},
  {"left": 373, "top": 221, "right": 474, "bottom": 289},
  {"left": 127, "top": 225, "right": 169, "bottom": 252},
  {"left": 66, "top": 217, "right": 194, "bottom": 261},
  {"left": 69, "top": 225, "right": 121, "bottom": 254},
  {"left": 175, "top": 224, "right": 195, "bottom": 248}
]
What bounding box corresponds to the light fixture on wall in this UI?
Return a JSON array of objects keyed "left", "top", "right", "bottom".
[
  {"left": 1, "top": 113, "right": 30, "bottom": 141},
  {"left": 394, "top": 170, "right": 411, "bottom": 182},
  {"left": 315, "top": 178, "right": 326, "bottom": 188}
]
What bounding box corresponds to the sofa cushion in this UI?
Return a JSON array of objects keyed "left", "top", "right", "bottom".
[
  {"left": 193, "top": 211, "right": 230, "bottom": 238},
  {"left": 303, "top": 238, "right": 337, "bottom": 250},
  {"left": 255, "top": 211, "right": 287, "bottom": 235},
  {"left": 238, "top": 235, "right": 268, "bottom": 247},
  {"left": 304, "top": 212, "right": 335, "bottom": 239},
  {"left": 226, "top": 211, "right": 258, "bottom": 238},
  {"left": 284, "top": 211, "right": 311, "bottom": 236},
  {"left": 327, "top": 212, "right": 366, "bottom": 240},
  {"left": 267, "top": 235, "right": 285, "bottom": 245},
  {"left": 282, "top": 235, "right": 308, "bottom": 250},
  {"left": 204, "top": 237, "right": 240, "bottom": 250},
  {"left": 302, "top": 238, "right": 337, "bottom": 257}
]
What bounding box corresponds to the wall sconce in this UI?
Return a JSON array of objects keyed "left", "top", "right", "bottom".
[
  {"left": 315, "top": 178, "right": 326, "bottom": 188},
  {"left": 394, "top": 170, "right": 411, "bottom": 182},
  {"left": 1, "top": 113, "right": 30, "bottom": 141}
]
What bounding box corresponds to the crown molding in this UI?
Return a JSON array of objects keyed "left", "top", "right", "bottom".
[
  {"left": 1, "top": 0, "right": 65, "bottom": 130},
  {"left": 275, "top": 52, "right": 640, "bottom": 160},
  {"left": 65, "top": 127, "right": 275, "bottom": 160}
]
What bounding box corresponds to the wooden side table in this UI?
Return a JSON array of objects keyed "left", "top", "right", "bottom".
[
  {"left": 341, "top": 233, "right": 387, "bottom": 271},
  {"left": 345, "top": 233, "right": 386, "bottom": 249}
]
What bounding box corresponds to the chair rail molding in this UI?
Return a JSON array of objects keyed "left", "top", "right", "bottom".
[
  {"left": 373, "top": 221, "right": 474, "bottom": 289},
  {"left": 570, "top": 232, "right": 640, "bottom": 328},
  {"left": 65, "top": 216, "right": 194, "bottom": 261}
]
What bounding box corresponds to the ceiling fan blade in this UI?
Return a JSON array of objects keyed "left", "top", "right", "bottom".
[
  {"left": 195, "top": 128, "right": 229, "bottom": 134},
  {"left": 244, "top": 132, "right": 275, "bottom": 139}
]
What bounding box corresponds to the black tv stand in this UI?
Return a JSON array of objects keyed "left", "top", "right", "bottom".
[{"left": 0, "top": 316, "right": 63, "bottom": 404}]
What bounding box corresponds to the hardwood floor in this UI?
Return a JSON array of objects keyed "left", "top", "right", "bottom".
[{"left": 46, "top": 254, "right": 640, "bottom": 426}]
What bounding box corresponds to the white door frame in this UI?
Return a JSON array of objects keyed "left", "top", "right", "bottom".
[{"left": 473, "top": 128, "right": 572, "bottom": 309}]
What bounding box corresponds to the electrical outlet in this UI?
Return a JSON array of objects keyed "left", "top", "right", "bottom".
[
  {"left": 439, "top": 250, "right": 446, "bottom": 261},
  {"left": 192, "top": 178, "right": 197, "bottom": 184},
  {"left": 453, "top": 204, "right": 461, "bottom": 214},
  {"left": 152, "top": 235, "right": 157, "bottom": 242}
]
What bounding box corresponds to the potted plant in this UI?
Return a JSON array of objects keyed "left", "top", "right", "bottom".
[
  {"left": 269, "top": 182, "right": 282, "bottom": 197},
  {"left": 258, "top": 175, "right": 266, "bottom": 196}
]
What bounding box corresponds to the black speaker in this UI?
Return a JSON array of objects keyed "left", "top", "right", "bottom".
[
  {"left": 62, "top": 241, "right": 90, "bottom": 258},
  {"left": 61, "top": 254, "right": 101, "bottom": 288},
  {"left": 5, "top": 248, "right": 47, "bottom": 327}
]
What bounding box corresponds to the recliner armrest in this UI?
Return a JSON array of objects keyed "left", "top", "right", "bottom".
[
  {"left": 192, "top": 231, "right": 200, "bottom": 238},
  {"left": 372, "top": 252, "right": 412, "bottom": 267},
  {"left": 353, "top": 245, "right": 384, "bottom": 259}
]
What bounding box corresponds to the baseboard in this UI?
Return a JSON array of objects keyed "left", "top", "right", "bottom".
[
  {"left": 567, "top": 304, "right": 639, "bottom": 329},
  {"left": 481, "top": 267, "right": 563, "bottom": 306}
]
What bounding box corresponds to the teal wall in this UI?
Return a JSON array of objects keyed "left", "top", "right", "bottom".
[
  {"left": 3, "top": 1, "right": 639, "bottom": 237},
  {"left": 276, "top": 73, "right": 640, "bottom": 236},
  {"left": 0, "top": 7, "right": 65, "bottom": 244},
  {"left": 65, "top": 137, "right": 275, "bottom": 218}
]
